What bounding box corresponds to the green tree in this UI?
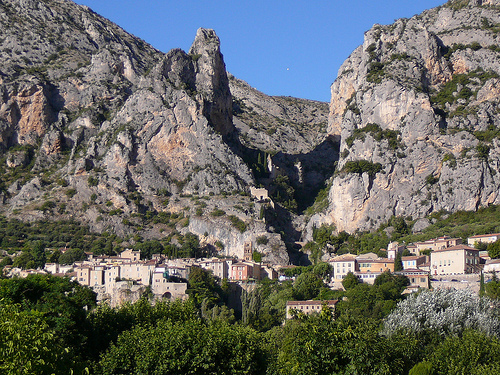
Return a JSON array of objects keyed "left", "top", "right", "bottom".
[
  {"left": 0, "top": 274, "right": 97, "bottom": 358},
  {"left": 86, "top": 299, "right": 198, "bottom": 361},
  {"left": 485, "top": 271, "right": 500, "bottom": 299},
  {"left": 488, "top": 239, "right": 500, "bottom": 259},
  {"left": 342, "top": 271, "right": 360, "bottom": 290},
  {"left": 12, "top": 251, "right": 35, "bottom": 269},
  {"left": 58, "top": 248, "right": 86, "bottom": 265},
  {"left": 30, "top": 240, "right": 46, "bottom": 268},
  {"left": 134, "top": 240, "right": 164, "bottom": 260},
  {"left": 186, "top": 267, "right": 224, "bottom": 307},
  {"left": 97, "top": 319, "right": 267, "bottom": 374},
  {"left": 292, "top": 272, "right": 324, "bottom": 300},
  {"left": 252, "top": 251, "right": 263, "bottom": 263},
  {"left": 417, "top": 330, "right": 500, "bottom": 374},
  {"left": 312, "top": 262, "right": 332, "bottom": 281},
  {"left": 0, "top": 304, "right": 81, "bottom": 374}
]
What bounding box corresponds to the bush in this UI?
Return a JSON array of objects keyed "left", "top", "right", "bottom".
[
  {"left": 65, "top": 188, "right": 77, "bottom": 198},
  {"left": 87, "top": 176, "right": 99, "bottom": 187},
  {"left": 256, "top": 236, "right": 269, "bottom": 245},
  {"left": 210, "top": 208, "right": 226, "bottom": 217},
  {"left": 383, "top": 289, "right": 500, "bottom": 337},
  {"left": 228, "top": 215, "right": 247, "bottom": 233},
  {"left": 341, "top": 160, "right": 383, "bottom": 177}
]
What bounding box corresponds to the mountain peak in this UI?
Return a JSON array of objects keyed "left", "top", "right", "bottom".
[{"left": 189, "top": 28, "right": 221, "bottom": 56}]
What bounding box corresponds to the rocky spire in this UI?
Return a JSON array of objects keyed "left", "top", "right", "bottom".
[{"left": 189, "top": 28, "right": 233, "bottom": 136}]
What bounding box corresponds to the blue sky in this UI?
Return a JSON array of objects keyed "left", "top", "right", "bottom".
[{"left": 74, "top": 0, "right": 445, "bottom": 102}]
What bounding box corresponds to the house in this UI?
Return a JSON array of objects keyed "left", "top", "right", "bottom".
[
  {"left": 402, "top": 255, "right": 427, "bottom": 270},
  {"left": 356, "top": 254, "right": 394, "bottom": 273},
  {"left": 76, "top": 266, "right": 91, "bottom": 285},
  {"left": 467, "top": 233, "right": 500, "bottom": 247},
  {"left": 120, "top": 261, "right": 156, "bottom": 285},
  {"left": 151, "top": 271, "right": 188, "bottom": 299},
  {"left": 230, "top": 261, "right": 261, "bottom": 281},
  {"left": 414, "top": 236, "right": 462, "bottom": 254},
  {"left": 387, "top": 242, "right": 405, "bottom": 260},
  {"left": 89, "top": 266, "right": 106, "bottom": 286},
  {"left": 395, "top": 269, "right": 429, "bottom": 290},
  {"left": 44, "top": 263, "right": 73, "bottom": 274},
  {"left": 285, "top": 300, "right": 337, "bottom": 319},
  {"left": 430, "top": 245, "right": 481, "bottom": 275},
  {"left": 250, "top": 187, "right": 269, "bottom": 202},
  {"left": 329, "top": 253, "right": 357, "bottom": 281},
  {"left": 120, "top": 249, "right": 141, "bottom": 262},
  {"left": 260, "top": 264, "right": 278, "bottom": 280},
  {"left": 198, "top": 258, "right": 233, "bottom": 280},
  {"left": 406, "top": 244, "right": 418, "bottom": 255},
  {"left": 483, "top": 259, "right": 500, "bottom": 274}
]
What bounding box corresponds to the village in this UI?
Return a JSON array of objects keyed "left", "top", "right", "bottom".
[{"left": 4, "top": 231, "right": 500, "bottom": 309}]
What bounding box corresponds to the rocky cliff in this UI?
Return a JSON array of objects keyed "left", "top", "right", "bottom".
[
  {"left": 5, "top": 0, "right": 498, "bottom": 264},
  {"left": 0, "top": 0, "right": 334, "bottom": 265},
  {"left": 314, "top": 0, "right": 500, "bottom": 234}
]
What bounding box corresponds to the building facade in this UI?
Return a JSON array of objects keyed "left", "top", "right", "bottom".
[
  {"left": 430, "top": 245, "right": 481, "bottom": 275},
  {"left": 285, "top": 300, "right": 337, "bottom": 319}
]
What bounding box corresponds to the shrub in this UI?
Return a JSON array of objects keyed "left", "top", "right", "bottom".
[
  {"left": 228, "top": 215, "right": 247, "bottom": 233},
  {"left": 87, "top": 176, "right": 98, "bottom": 187},
  {"left": 210, "top": 208, "right": 226, "bottom": 217},
  {"left": 341, "top": 160, "right": 383, "bottom": 177},
  {"left": 256, "top": 235, "right": 269, "bottom": 245},
  {"left": 65, "top": 188, "right": 77, "bottom": 198},
  {"left": 383, "top": 289, "right": 500, "bottom": 337},
  {"left": 425, "top": 174, "right": 439, "bottom": 185}
]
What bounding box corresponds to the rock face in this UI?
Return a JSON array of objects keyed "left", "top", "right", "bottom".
[
  {"left": 321, "top": 0, "right": 500, "bottom": 233},
  {"left": 6, "top": 0, "right": 499, "bottom": 265},
  {"left": 0, "top": 0, "right": 313, "bottom": 265}
]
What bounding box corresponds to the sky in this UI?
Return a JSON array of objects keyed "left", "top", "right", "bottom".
[{"left": 74, "top": 0, "right": 446, "bottom": 102}]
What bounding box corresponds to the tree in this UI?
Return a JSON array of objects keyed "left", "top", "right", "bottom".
[
  {"left": 0, "top": 274, "right": 97, "bottom": 357},
  {"left": 292, "top": 272, "right": 324, "bottom": 300},
  {"left": 342, "top": 271, "right": 360, "bottom": 290},
  {"left": 58, "top": 248, "right": 86, "bottom": 265},
  {"left": 134, "top": 240, "right": 164, "bottom": 260},
  {"left": 12, "top": 251, "right": 35, "bottom": 269},
  {"left": 0, "top": 304, "right": 81, "bottom": 374},
  {"left": 186, "top": 267, "right": 224, "bottom": 307},
  {"left": 30, "top": 240, "right": 46, "bottom": 269},
  {"left": 394, "top": 252, "right": 404, "bottom": 271},
  {"left": 180, "top": 232, "right": 201, "bottom": 258},
  {"left": 412, "top": 330, "right": 500, "bottom": 374},
  {"left": 485, "top": 271, "right": 500, "bottom": 299},
  {"left": 252, "top": 251, "right": 262, "bottom": 263},
  {"left": 488, "top": 239, "right": 500, "bottom": 259},
  {"left": 97, "top": 319, "right": 267, "bottom": 374},
  {"left": 312, "top": 262, "right": 332, "bottom": 281},
  {"left": 383, "top": 289, "right": 500, "bottom": 337}
]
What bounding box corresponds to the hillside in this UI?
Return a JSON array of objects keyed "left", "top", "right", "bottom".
[
  {"left": 0, "top": 0, "right": 333, "bottom": 265},
  {"left": 310, "top": 0, "right": 500, "bottom": 235},
  {"left": 2, "top": 0, "right": 500, "bottom": 265}
]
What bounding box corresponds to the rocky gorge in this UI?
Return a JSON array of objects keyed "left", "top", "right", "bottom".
[{"left": 1, "top": 0, "right": 500, "bottom": 265}]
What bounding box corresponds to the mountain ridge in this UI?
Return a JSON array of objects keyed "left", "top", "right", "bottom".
[{"left": 2, "top": 0, "right": 500, "bottom": 265}]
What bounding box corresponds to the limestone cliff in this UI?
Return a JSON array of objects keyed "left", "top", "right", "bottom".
[
  {"left": 0, "top": 0, "right": 299, "bottom": 264},
  {"left": 320, "top": 0, "right": 500, "bottom": 234}
]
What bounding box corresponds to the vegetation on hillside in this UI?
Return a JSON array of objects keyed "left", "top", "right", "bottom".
[{"left": 1, "top": 269, "right": 500, "bottom": 374}]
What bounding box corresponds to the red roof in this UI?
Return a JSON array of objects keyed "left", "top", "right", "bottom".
[
  {"left": 286, "top": 300, "right": 338, "bottom": 307},
  {"left": 434, "top": 245, "right": 478, "bottom": 253},
  {"left": 469, "top": 233, "right": 500, "bottom": 239}
]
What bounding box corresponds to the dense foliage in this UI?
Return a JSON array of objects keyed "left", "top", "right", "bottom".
[{"left": 0, "top": 268, "right": 499, "bottom": 374}]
